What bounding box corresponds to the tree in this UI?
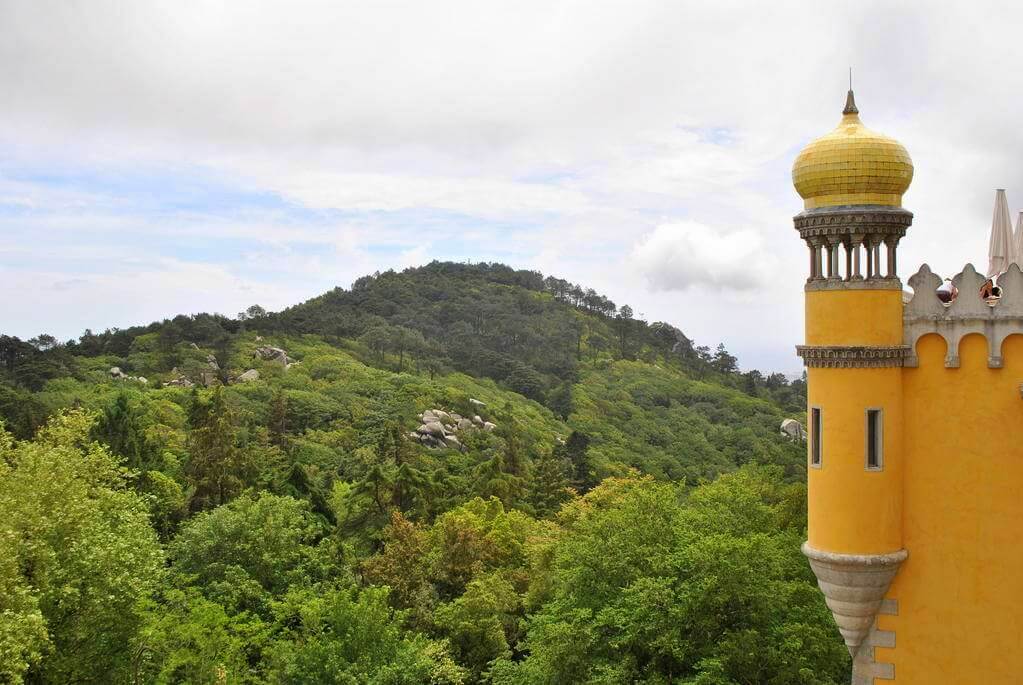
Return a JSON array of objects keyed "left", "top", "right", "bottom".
[
  {"left": 468, "top": 449, "right": 523, "bottom": 509},
  {"left": 359, "top": 325, "right": 390, "bottom": 362},
  {"left": 558, "top": 431, "right": 594, "bottom": 493},
  {"left": 616, "top": 305, "right": 634, "bottom": 358},
  {"left": 266, "top": 586, "right": 466, "bottom": 684},
  {"left": 528, "top": 449, "right": 574, "bottom": 517},
  {"left": 186, "top": 387, "right": 248, "bottom": 511},
  {"left": 237, "top": 304, "right": 267, "bottom": 321},
  {"left": 268, "top": 389, "right": 288, "bottom": 448},
  {"left": 0, "top": 411, "right": 163, "bottom": 683},
  {"left": 492, "top": 469, "right": 848, "bottom": 684},
  {"left": 434, "top": 573, "right": 521, "bottom": 680},
  {"left": 168, "top": 492, "right": 330, "bottom": 613},
  {"left": 93, "top": 391, "right": 159, "bottom": 470},
  {"left": 362, "top": 511, "right": 432, "bottom": 614},
  {"left": 712, "top": 343, "right": 738, "bottom": 374},
  {"left": 546, "top": 382, "right": 574, "bottom": 420},
  {"left": 132, "top": 588, "right": 269, "bottom": 685}
]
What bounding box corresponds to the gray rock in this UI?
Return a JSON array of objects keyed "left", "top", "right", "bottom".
[
  {"left": 443, "top": 434, "right": 462, "bottom": 450},
  {"left": 419, "top": 421, "right": 446, "bottom": 438},
  {"left": 254, "top": 346, "right": 290, "bottom": 365},
  {"left": 433, "top": 410, "right": 453, "bottom": 424},
  {"left": 469, "top": 398, "right": 486, "bottom": 408},
  {"left": 457, "top": 418, "right": 474, "bottom": 432},
  {"left": 422, "top": 410, "right": 440, "bottom": 423},
  {"left": 136, "top": 376, "right": 148, "bottom": 385},
  {"left": 472, "top": 415, "right": 484, "bottom": 426},
  {"left": 780, "top": 418, "right": 806, "bottom": 442},
  {"left": 237, "top": 369, "right": 260, "bottom": 383},
  {"left": 482, "top": 422, "right": 496, "bottom": 432},
  {"left": 109, "top": 366, "right": 124, "bottom": 378}
]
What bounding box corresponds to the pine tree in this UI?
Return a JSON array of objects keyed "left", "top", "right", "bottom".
[
  {"left": 93, "top": 392, "right": 157, "bottom": 470},
  {"left": 559, "top": 431, "right": 594, "bottom": 494},
  {"left": 268, "top": 389, "right": 288, "bottom": 448},
  {"left": 185, "top": 387, "right": 246, "bottom": 511},
  {"left": 528, "top": 449, "right": 573, "bottom": 517}
]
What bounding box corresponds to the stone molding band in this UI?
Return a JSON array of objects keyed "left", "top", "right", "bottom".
[
  {"left": 796, "top": 345, "right": 910, "bottom": 368},
  {"left": 794, "top": 206, "right": 914, "bottom": 241},
  {"left": 805, "top": 277, "right": 902, "bottom": 292},
  {"left": 802, "top": 544, "right": 909, "bottom": 568}
]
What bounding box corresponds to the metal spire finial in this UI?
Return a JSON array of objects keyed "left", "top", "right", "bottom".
[{"left": 843, "top": 68, "right": 859, "bottom": 115}]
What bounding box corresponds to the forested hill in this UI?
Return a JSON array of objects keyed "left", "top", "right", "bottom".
[
  {"left": 0, "top": 261, "right": 847, "bottom": 684},
  {"left": 1, "top": 261, "right": 807, "bottom": 482}
]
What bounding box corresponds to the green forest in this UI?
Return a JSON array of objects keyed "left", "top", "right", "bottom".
[{"left": 0, "top": 262, "right": 847, "bottom": 684}]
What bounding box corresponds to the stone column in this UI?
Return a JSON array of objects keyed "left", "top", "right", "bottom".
[
  {"left": 884, "top": 236, "right": 899, "bottom": 278},
  {"left": 844, "top": 237, "right": 853, "bottom": 282},
  {"left": 850, "top": 235, "right": 864, "bottom": 280}
]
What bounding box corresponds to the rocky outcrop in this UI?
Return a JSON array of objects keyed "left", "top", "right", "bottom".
[
  {"left": 254, "top": 346, "right": 292, "bottom": 366},
  {"left": 419, "top": 421, "right": 446, "bottom": 438},
  {"left": 781, "top": 418, "right": 806, "bottom": 441},
  {"left": 412, "top": 408, "right": 496, "bottom": 450},
  {"left": 109, "top": 367, "right": 148, "bottom": 384},
  {"left": 236, "top": 369, "right": 260, "bottom": 383},
  {"left": 206, "top": 354, "right": 220, "bottom": 370},
  {"left": 164, "top": 368, "right": 196, "bottom": 388}
]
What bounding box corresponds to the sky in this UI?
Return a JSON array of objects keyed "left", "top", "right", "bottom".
[{"left": 3, "top": 1, "right": 1023, "bottom": 373}]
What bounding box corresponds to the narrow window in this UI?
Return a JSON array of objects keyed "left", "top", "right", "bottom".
[
  {"left": 866, "top": 409, "right": 883, "bottom": 470},
  {"left": 810, "top": 407, "right": 822, "bottom": 467}
]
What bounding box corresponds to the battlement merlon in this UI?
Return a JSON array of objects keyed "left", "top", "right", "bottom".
[{"left": 904, "top": 263, "right": 1023, "bottom": 368}]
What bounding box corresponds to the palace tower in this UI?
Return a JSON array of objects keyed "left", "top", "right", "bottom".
[{"left": 794, "top": 90, "right": 1023, "bottom": 683}]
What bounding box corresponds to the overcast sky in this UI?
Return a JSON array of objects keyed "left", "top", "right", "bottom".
[{"left": 2, "top": 1, "right": 1022, "bottom": 372}]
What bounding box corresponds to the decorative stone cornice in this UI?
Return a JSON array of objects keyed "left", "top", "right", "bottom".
[
  {"left": 805, "top": 277, "right": 902, "bottom": 292},
  {"left": 796, "top": 345, "right": 910, "bottom": 368},
  {"left": 802, "top": 543, "right": 908, "bottom": 657},
  {"left": 794, "top": 205, "right": 914, "bottom": 241}
]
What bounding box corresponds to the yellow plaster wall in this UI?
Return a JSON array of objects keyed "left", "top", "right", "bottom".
[
  {"left": 807, "top": 366, "right": 903, "bottom": 554},
  {"left": 879, "top": 333, "right": 1023, "bottom": 683},
  {"left": 805, "top": 290, "right": 904, "bottom": 346}
]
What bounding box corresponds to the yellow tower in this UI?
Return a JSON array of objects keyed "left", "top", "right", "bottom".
[{"left": 792, "top": 90, "right": 914, "bottom": 659}]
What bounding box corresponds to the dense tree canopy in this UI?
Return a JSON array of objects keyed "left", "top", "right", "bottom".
[{"left": 0, "top": 262, "right": 829, "bottom": 683}]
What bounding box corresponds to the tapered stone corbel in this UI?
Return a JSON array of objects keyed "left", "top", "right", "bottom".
[{"left": 802, "top": 543, "right": 908, "bottom": 656}]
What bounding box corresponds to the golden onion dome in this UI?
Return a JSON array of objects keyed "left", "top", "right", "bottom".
[{"left": 792, "top": 91, "right": 913, "bottom": 210}]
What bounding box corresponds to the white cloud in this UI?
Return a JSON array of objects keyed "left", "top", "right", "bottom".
[
  {"left": 631, "top": 221, "right": 776, "bottom": 292},
  {"left": 4, "top": 0, "right": 1023, "bottom": 371}
]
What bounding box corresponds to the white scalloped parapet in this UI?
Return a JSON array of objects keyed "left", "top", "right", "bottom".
[
  {"left": 904, "top": 263, "right": 1023, "bottom": 367},
  {"left": 802, "top": 543, "right": 908, "bottom": 657}
]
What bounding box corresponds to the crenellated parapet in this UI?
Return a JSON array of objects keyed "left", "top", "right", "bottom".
[{"left": 904, "top": 263, "right": 1023, "bottom": 368}]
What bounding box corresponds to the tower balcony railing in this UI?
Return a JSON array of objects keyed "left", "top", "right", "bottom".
[{"left": 794, "top": 205, "right": 913, "bottom": 290}]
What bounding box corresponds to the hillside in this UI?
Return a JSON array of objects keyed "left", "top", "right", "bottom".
[{"left": 0, "top": 262, "right": 844, "bottom": 684}]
